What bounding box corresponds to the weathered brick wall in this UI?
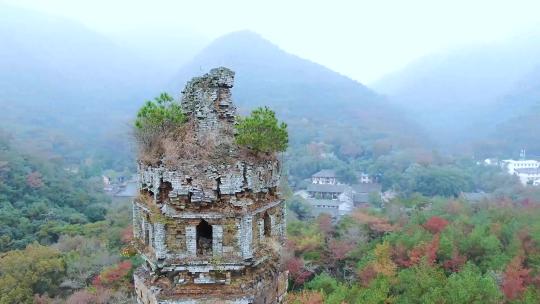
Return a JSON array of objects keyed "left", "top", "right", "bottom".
[
  {"left": 166, "top": 223, "right": 186, "bottom": 252},
  {"left": 138, "top": 159, "right": 281, "bottom": 204}
]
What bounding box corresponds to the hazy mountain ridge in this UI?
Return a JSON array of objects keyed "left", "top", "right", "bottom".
[
  {"left": 0, "top": 5, "right": 161, "bottom": 106},
  {"left": 479, "top": 65, "right": 540, "bottom": 157},
  {"left": 171, "top": 31, "right": 427, "bottom": 149},
  {"left": 0, "top": 5, "right": 168, "bottom": 165},
  {"left": 0, "top": 8, "right": 426, "bottom": 165},
  {"left": 373, "top": 35, "right": 540, "bottom": 151}
]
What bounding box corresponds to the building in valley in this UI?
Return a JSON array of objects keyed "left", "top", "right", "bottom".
[
  {"left": 357, "top": 172, "right": 373, "bottom": 184},
  {"left": 306, "top": 182, "right": 349, "bottom": 200},
  {"left": 306, "top": 170, "right": 352, "bottom": 220},
  {"left": 132, "top": 68, "right": 287, "bottom": 304},
  {"left": 351, "top": 183, "right": 382, "bottom": 207},
  {"left": 304, "top": 169, "right": 383, "bottom": 219},
  {"left": 309, "top": 199, "right": 341, "bottom": 219},
  {"left": 514, "top": 168, "right": 540, "bottom": 186},
  {"left": 501, "top": 159, "right": 540, "bottom": 175},
  {"left": 501, "top": 158, "right": 540, "bottom": 185},
  {"left": 311, "top": 169, "right": 338, "bottom": 185}
]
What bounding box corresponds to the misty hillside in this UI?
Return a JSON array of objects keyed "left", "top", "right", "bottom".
[
  {"left": 0, "top": 6, "right": 426, "bottom": 168},
  {"left": 110, "top": 28, "right": 208, "bottom": 78},
  {"left": 0, "top": 5, "right": 163, "bottom": 107},
  {"left": 171, "top": 31, "right": 426, "bottom": 148},
  {"left": 478, "top": 65, "right": 540, "bottom": 157},
  {"left": 0, "top": 5, "right": 166, "bottom": 165},
  {"left": 374, "top": 36, "right": 540, "bottom": 146}
]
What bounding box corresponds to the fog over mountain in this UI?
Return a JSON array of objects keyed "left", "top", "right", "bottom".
[
  {"left": 0, "top": 5, "right": 162, "bottom": 105},
  {"left": 0, "top": 4, "right": 168, "bottom": 164},
  {"left": 0, "top": 6, "right": 425, "bottom": 168},
  {"left": 374, "top": 35, "right": 540, "bottom": 150},
  {"left": 171, "top": 31, "right": 426, "bottom": 148},
  {"left": 109, "top": 28, "right": 208, "bottom": 77},
  {"left": 479, "top": 64, "right": 540, "bottom": 158},
  {"left": 2, "top": 4, "right": 537, "bottom": 163}
]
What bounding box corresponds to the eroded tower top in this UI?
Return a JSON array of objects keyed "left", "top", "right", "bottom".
[{"left": 180, "top": 67, "right": 237, "bottom": 136}]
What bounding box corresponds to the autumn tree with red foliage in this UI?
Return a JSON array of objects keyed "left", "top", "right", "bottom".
[
  {"left": 502, "top": 255, "right": 530, "bottom": 300},
  {"left": 393, "top": 234, "right": 440, "bottom": 267},
  {"left": 328, "top": 239, "right": 354, "bottom": 262},
  {"left": 423, "top": 216, "right": 449, "bottom": 234},
  {"left": 392, "top": 244, "right": 413, "bottom": 268},
  {"left": 93, "top": 261, "right": 132, "bottom": 290},
  {"left": 286, "top": 257, "right": 313, "bottom": 287},
  {"left": 317, "top": 214, "right": 334, "bottom": 237},
  {"left": 443, "top": 248, "right": 467, "bottom": 272},
  {"left": 26, "top": 171, "right": 44, "bottom": 188},
  {"left": 357, "top": 265, "right": 377, "bottom": 287},
  {"left": 425, "top": 234, "right": 440, "bottom": 264}
]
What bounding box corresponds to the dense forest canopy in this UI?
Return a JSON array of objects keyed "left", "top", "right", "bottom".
[
  {"left": 0, "top": 132, "right": 110, "bottom": 252},
  {"left": 286, "top": 194, "right": 540, "bottom": 303}
]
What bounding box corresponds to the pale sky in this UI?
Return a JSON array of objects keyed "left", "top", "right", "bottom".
[{"left": 2, "top": 0, "right": 540, "bottom": 84}]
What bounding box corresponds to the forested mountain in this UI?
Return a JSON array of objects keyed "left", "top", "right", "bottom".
[
  {"left": 374, "top": 36, "right": 540, "bottom": 150},
  {"left": 171, "top": 31, "right": 427, "bottom": 153},
  {"left": 0, "top": 5, "right": 166, "bottom": 168}
]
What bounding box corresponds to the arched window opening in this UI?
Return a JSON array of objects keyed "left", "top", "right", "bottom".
[
  {"left": 196, "top": 220, "right": 213, "bottom": 255},
  {"left": 264, "top": 212, "right": 271, "bottom": 237},
  {"left": 158, "top": 180, "right": 172, "bottom": 203}
]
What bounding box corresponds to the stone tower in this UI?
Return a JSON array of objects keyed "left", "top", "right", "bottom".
[{"left": 132, "top": 67, "right": 288, "bottom": 304}]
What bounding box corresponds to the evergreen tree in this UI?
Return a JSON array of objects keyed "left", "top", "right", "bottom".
[{"left": 235, "top": 107, "right": 288, "bottom": 153}]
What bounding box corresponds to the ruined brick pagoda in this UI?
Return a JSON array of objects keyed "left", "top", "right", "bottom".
[{"left": 132, "top": 67, "right": 288, "bottom": 304}]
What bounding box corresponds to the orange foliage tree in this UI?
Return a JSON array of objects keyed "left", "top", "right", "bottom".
[
  {"left": 502, "top": 255, "right": 530, "bottom": 300},
  {"left": 423, "top": 216, "right": 449, "bottom": 234}
]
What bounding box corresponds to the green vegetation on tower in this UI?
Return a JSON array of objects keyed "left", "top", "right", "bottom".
[
  {"left": 235, "top": 106, "right": 288, "bottom": 153},
  {"left": 134, "top": 93, "right": 186, "bottom": 132}
]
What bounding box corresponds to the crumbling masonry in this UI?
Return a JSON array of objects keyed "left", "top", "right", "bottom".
[{"left": 133, "top": 67, "right": 288, "bottom": 304}]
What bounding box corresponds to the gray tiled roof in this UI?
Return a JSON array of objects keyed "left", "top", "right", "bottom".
[
  {"left": 515, "top": 168, "right": 540, "bottom": 174},
  {"left": 312, "top": 169, "right": 337, "bottom": 178},
  {"left": 307, "top": 198, "right": 341, "bottom": 218},
  {"left": 351, "top": 183, "right": 382, "bottom": 193},
  {"left": 307, "top": 183, "right": 348, "bottom": 193},
  {"left": 353, "top": 193, "right": 370, "bottom": 204},
  {"left": 307, "top": 198, "right": 341, "bottom": 208}
]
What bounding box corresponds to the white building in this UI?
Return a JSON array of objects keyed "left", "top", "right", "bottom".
[
  {"left": 500, "top": 159, "right": 540, "bottom": 186},
  {"left": 358, "top": 172, "right": 372, "bottom": 184},
  {"left": 483, "top": 158, "right": 499, "bottom": 166},
  {"left": 501, "top": 159, "right": 540, "bottom": 175},
  {"left": 515, "top": 168, "right": 540, "bottom": 186}
]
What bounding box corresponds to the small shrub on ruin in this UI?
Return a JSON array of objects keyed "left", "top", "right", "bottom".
[
  {"left": 235, "top": 106, "right": 288, "bottom": 153},
  {"left": 134, "top": 93, "right": 186, "bottom": 148},
  {"left": 135, "top": 93, "right": 185, "bottom": 131}
]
